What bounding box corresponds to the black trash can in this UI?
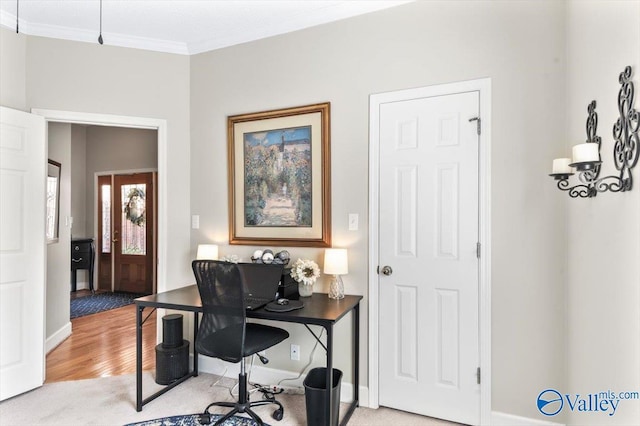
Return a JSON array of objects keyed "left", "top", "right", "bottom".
[{"left": 304, "top": 367, "right": 342, "bottom": 426}]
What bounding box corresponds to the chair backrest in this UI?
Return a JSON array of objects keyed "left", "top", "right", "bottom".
[{"left": 192, "top": 260, "right": 246, "bottom": 363}]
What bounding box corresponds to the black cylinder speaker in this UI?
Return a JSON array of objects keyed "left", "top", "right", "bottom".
[
  {"left": 155, "top": 314, "right": 189, "bottom": 385},
  {"left": 162, "top": 313, "right": 184, "bottom": 348}
]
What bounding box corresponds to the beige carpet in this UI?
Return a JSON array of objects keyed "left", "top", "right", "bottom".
[{"left": 0, "top": 372, "right": 461, "bottom": 425}]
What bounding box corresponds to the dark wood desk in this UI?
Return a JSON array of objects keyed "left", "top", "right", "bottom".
[{"left": 135, "top": 286, "right": 361, "bottom": 425}]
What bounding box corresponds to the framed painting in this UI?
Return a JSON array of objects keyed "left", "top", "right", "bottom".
[
  {"left": 228, "top": 102, "right": 331, "bottom": 247},
  {"left": 46, "top": 159, "right": 61, "bottom": 243}
]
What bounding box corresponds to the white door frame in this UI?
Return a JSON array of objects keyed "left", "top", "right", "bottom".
[
  {"left": 368, "top": 78, "right": 492, "bottom": 425},
  {"left": 31, "top": 109, "right": 168, "bottom": 298}
]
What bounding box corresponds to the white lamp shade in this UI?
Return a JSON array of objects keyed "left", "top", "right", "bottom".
[
  {"left": 324, "top": 248, "right": 348, "bottom": 275},
  {"left": 196, "top": 244, "right": 218, "bottom": 260}
]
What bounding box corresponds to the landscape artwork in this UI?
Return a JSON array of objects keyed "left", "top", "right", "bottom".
[
  {"left": 243, "top": 126, "right": 312, "bottom": 227},
  {"left": 228, "top": 102, "right": 330, "bottom": 247}
]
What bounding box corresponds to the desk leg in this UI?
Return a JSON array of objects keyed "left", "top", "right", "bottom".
[
  {"left": 326, "top": 324, "right": 334, "bottom": 426},
  {"left": 136, "top": 305, "right": 143, "bottom": 412},
  {"left": 340, "top": 305, "right": 360, "bottom": 425},
  {"left": 354, "top": 303, "right": 360, "bottom": 404},
  {"left": 193, "top": 311, "right": 199, "bottom": 376}
]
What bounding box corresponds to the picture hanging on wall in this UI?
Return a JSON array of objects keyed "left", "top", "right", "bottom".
[{"left": 227, "top": 102, "right": 331, "bottom": 247}]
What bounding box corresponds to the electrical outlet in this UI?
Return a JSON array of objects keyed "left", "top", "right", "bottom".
[{"left": 290, "top": 344, "right": 300, "bottom": 361}]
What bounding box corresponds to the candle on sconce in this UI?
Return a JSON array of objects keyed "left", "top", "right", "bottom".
[
  {"left": 572, "top": 143, "right": 599, "bottom": 164},
  {"left": 552, "top": 158, "right": 573, "bottom": 174}
]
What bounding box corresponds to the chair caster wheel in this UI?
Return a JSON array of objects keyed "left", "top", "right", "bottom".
[
  {"left": 199, "top": 413, "right": 211, "bottom": 424},
  {"left": 272, "top": 408, "right": 284, "bottom": 421}
]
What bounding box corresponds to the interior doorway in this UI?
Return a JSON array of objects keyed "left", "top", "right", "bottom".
[{"left": 33, "top": 108, "right": 168, "bottom": 380}]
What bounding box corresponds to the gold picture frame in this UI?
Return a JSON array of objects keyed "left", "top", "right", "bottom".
[{"left": 228, "top": 102, "right": 331, "bottom": 247}]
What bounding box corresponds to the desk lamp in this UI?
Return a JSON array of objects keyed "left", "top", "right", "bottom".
[
  {"left": 196, "top": 244, "right": 218, "bottom": 260},
  {"left": 324, "top": 248, "right": 348, "bottom": 300}
]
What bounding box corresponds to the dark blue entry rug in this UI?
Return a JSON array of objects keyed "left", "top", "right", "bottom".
[
  {"left": 125, "top": 414, "right": 268, "bottom": 426},
  {"left": 71, "top": 292, "right": 145, "bottom": 319}
]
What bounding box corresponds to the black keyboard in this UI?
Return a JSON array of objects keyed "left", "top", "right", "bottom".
[{"left": 245, "top": 296, "right": 270, "bottom": 309}]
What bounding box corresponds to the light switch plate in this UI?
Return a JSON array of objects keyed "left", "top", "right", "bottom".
[
  {"left": 191, "top": 215, "right": 200, "bottom": 229},
  {"left": 348, "top": 213, "right": 358, "bottom": 231}
]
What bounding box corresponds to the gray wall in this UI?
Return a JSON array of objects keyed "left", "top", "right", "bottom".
[
  {"left": 46, "top": 123, "right": 71, "bottom": 340},
  {"left": 566, "top": 1, "right": 640, "bottom": 425},
  {"left": 0, "top": 30, "right": 26, "bottom": 110},
  {"left": 70, "top": 125, "right": 87, "bottom": 238},
  {"left": 190, "top": 0, "right": 567, "bottom": 420}
]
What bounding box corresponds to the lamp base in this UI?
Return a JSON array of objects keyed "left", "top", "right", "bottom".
[{"left": 328, "top": 275, "right": 344, "bottom": 300}]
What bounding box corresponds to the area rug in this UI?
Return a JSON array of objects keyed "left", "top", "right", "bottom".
[
  {"left": 125, "top": 413, "right": 268, "bottom": 426},
  {"left": 70, "top": 292, "right": 145, "bottom": 318}
]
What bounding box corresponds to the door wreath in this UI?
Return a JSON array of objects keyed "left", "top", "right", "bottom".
[{"left": 124, "top": 188, "right": 146, "bottom": 226}]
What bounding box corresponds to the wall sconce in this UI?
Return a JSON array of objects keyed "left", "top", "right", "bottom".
[
  {"left": 196, "top": 244, "right": 219, "bottom": 260},
  {"left": 550, "top": 66, "right": 639, "bottom": 198},
  {"left": 324, "top": 248, "right": 348, "bottom": 300}
]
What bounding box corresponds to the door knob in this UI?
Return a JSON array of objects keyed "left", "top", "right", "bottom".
[{"left": 379, "top": 265, "right": 393, "bottom": 276}]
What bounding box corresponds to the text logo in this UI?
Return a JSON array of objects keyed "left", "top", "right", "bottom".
[
  {"left": 537, "top": 389, "right": 564, "bottom": 416},
  {"left": 536, "top": 388, "right": 638, "bottom": 417}
]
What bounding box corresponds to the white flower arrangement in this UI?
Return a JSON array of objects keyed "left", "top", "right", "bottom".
[
  {"left": 290, "top": 258, "right": 320, "bottom": 286},
  {"left": 220, "top": 254, "right": 240, "bottom": 263}
]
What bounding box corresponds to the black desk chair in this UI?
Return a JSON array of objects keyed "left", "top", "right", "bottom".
[{"left": 192, "top": 260, "right": 289, "bottom": 425}]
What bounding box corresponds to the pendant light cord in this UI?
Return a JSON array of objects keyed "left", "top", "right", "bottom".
[
  {"left": 98, "top": 0, "right": 104, "bottom": 44},
  {"left": 16, "top": 0, "right": 19, "bottom": 33}
]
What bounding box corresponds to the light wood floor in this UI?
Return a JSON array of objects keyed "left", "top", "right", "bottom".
[{"left": 45, "top": 291, "right": 157, "bottom": 383}]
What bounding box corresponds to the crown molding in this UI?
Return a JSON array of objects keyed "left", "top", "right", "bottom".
[
  {"left": 0, "top": 11, "right": 189, "bottom": 55},
  {"left": 1, "top": 1, "right": 412, "bottom": 56}
]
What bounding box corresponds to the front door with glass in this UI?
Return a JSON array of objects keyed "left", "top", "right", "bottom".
[{"left": 98, "top": 172, "right": 154, "bottom": 294}]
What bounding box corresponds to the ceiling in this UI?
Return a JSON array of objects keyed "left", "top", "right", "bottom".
[{"left": 0, "top": 0, "right": 410, "bottom": 55}]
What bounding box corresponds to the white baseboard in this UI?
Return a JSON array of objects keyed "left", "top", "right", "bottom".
[
  {"left": 491, "top": 411, "right": 565, "bottom": 426},
  {"left": 46, "top": 321, "right": 72, "bottom": 354},
  {"left": 196, "top": 355, "right": 369, "bottom": 406},
  {"left": 75, "top": 280, "right": 89, "bottom": 291}
]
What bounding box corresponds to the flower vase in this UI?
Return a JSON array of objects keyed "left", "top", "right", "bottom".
[{"left": 298, "top": 282, "right": 314, "bottom": 297}]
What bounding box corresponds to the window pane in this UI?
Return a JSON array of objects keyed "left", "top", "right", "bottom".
[
  {"left": 121, "top": 184, "right": 146, "bottom": 255},
  {"left": 101, "top": 184, "right": 111, "bottom": 254}
]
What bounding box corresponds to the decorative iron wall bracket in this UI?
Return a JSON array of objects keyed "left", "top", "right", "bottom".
[{"left": 550, "top": 66, "right": 639, "bottom": 198}]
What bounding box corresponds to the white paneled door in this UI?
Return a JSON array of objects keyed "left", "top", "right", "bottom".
[
  {"left": 378, "top": 91, "right": 480, "bottom": 424},
  {"left": 0, "top": 107, "right": 46, "bottom": 401}
]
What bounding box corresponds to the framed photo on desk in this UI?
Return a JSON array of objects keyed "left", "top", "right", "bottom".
[{"left": 227, "top": 103, "right": 331, "bottom": 247}]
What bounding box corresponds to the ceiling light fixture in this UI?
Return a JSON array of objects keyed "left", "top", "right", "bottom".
[{"left": 98, "top": 0, "right": 104, "bottom": 45}]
